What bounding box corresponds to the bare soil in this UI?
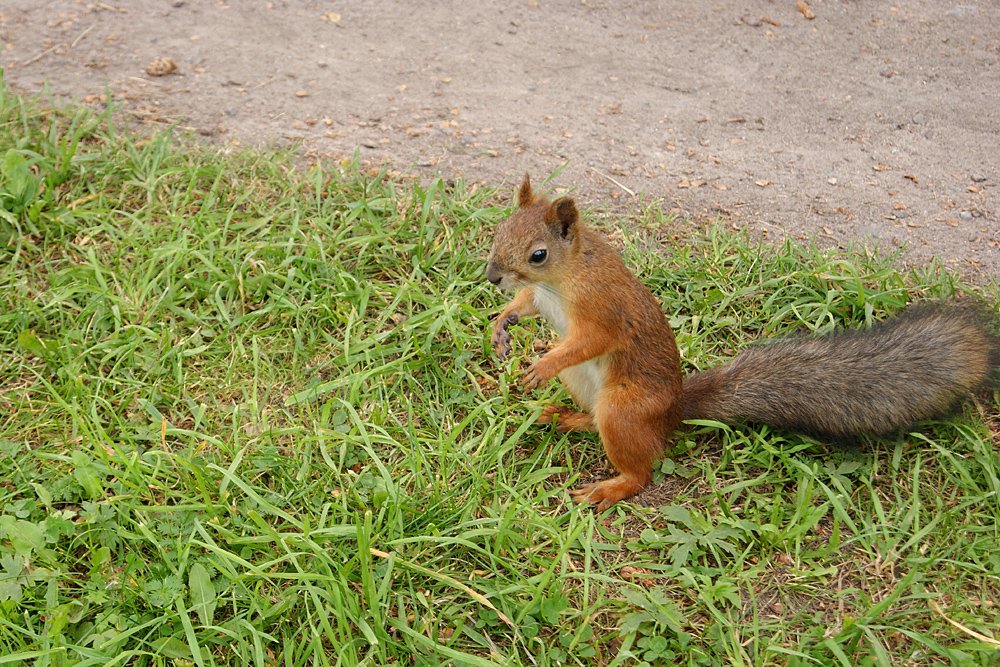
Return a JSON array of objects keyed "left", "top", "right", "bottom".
[{"left": 3, "top": 1, "right": 998, "bottom": 279}]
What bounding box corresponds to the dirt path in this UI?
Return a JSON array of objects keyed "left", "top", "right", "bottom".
[{"left": 3, "top": 1, "right": 998, "bottom": 279}]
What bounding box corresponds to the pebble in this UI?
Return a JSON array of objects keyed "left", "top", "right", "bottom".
[
  {"left": 911, "top": 112, "right": 926, "bottom": 125},
  {"left": 959, "top": 211, "right": 974, "bottom": 220},
  {"left": 971, "top": 174, "right": 987, "bottom": 183},
  {"left": 894, "top": 210, "right": 908, "bottom": 219},
  {"left": 945, "top": 5, "right": 978, "bottom": 17}
]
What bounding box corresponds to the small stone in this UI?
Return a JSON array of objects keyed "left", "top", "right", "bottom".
[
  {"left": 894, "top": 210, "right": 908, "bottom": 219},
  {"left": 911, "top": 112, "right": 926, "bottom": 124},
  {"left": 945, "top": 5, "right": 977, "bottom": 17},
  {"left": 827, "top": 177, "right": 838, "bottom": 185},
  {"left": 959, "top": 211, "right": 974, "bottom": 220},
  {"left": 971, "top": 175, "right": 987, "bottom": 183}
]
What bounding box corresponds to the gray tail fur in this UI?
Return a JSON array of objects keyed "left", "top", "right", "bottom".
[{"left": 681, "top": 302, "right": 1000, "bottom": 439}]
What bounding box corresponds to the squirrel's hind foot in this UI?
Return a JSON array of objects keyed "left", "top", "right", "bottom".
[
  {"left": 538, "top": 405, "right": 596, "bottom": 432},
  {"left": 570, "top": 474, "right": 647, "bottom": 510}
]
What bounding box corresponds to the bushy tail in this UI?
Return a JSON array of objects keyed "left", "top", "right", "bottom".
[{"left": 681, "top": 303, "right": 1000, "bottom": 439}]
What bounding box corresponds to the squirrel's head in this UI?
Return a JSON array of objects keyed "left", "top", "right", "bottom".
[{"left": 486, "top": 174, "right": 580, "bottom": 290}]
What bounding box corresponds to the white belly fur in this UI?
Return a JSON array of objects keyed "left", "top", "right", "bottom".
[{"left": 532, "top": 286, "right": 607, "bottom": 411}]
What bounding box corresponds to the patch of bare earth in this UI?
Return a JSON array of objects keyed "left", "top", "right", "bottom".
[{"left": 2, "top": 0, "right": 997, "bottom": 278}]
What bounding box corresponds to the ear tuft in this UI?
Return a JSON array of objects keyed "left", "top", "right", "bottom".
[
  {"left": 517, "top": 173, "right": 534, "bottom": 207},
  {"left": 546, "top": 197, "right": 578, "bottom": 240}
]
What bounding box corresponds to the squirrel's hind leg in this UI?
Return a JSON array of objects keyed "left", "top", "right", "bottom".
[
  {"left": 569, "top": 420, "right": 656, "bottom": 510},
  {"left": 570, "top": 396, "right": 674, "bottom": 510},
  {"left": 538, "top": 405, "right": 596, "bottom": 432}
]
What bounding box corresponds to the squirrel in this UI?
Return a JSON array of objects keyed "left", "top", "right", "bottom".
[{"left": 486, "top": 175, "right": 1000, "bottom": 510}]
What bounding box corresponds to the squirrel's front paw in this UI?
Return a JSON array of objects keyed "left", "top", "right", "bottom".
[
  {"left": 491, "top": 313, "right": 519, "bottom": 360},
  {"left": 522, "top": 358, "right": 555, "bottom": 390}
]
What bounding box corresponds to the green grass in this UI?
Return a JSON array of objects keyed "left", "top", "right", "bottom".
[{"left": 1, "top": 77, "right": 998, "bottom": 666}]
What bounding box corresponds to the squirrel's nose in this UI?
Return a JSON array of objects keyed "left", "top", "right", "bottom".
[{"left": 486, "top": 263, "right": 502, "bottom": 285}]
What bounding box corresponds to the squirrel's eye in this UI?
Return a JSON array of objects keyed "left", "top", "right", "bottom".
[{"left": 529, "top": 249, "right": 547, "bottom": 264}]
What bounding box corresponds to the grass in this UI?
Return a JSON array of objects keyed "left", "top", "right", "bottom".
[{"left": 1, "top": 77, "right": 998, "bottom": 666}]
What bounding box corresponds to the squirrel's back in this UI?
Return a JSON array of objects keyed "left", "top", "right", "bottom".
[{"left": 682, "top": 304, "right": 999, "bottom": 438}]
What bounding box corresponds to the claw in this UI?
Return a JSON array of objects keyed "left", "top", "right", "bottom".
[
  {"left": 521, "top": 359, "right": 551, "bottom": 390},
  {"left": 521, "top": 365, "right": 540, "bottom": 389},
  {"left": 492, "top": 313, "right": 519, "bottom": 360},
  {"left": 569, "top": 475, "right": 647, "bottom": 510},
  {"left": 538, "top": 405, "right": 595, "bottom": 432}
]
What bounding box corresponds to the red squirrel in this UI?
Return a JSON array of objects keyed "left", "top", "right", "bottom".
[{"left": 486, "top": 175, "right": 999, "bottom": 509}]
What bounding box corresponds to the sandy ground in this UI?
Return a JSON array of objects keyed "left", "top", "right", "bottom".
[{"left": 2, "top": 0, "right": 998, "bottom": 279}]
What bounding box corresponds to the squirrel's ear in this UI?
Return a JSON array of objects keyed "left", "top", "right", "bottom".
[
  {"left": 546, "top": 197, "right": 578, "bottom": 240},
  {"left": 517, "top": 173, "right": 534, "bottom": 207}
]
